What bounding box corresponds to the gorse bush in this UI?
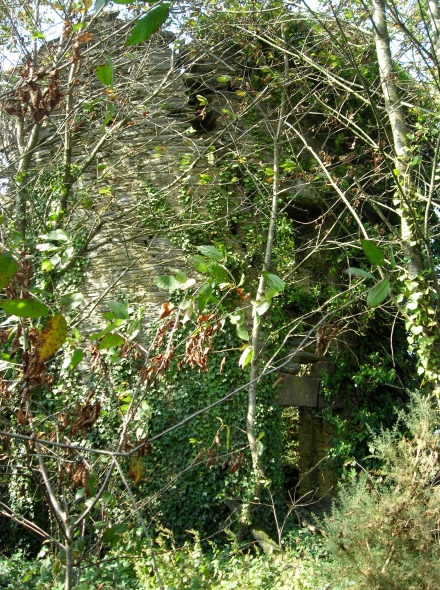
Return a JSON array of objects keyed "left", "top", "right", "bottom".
[{"left": 324, "top": 394, "right": 440, "bottom": 590}]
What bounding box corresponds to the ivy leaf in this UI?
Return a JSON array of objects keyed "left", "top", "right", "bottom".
[
  {"left": 96, "top": 58, "right": 114, "bottom": 88},
  {"left": 344, "top": 267, "right": 374, "bottom": 279},
  {"left": 239, "top": 345, "right": 253, "bottom": 369},
  {"left": 197, "top": 245, "right": 224, "bottom": 261},
  {"left": 0, "top": 299, "right": 50, "bottom": 318},
  {"left": 125, "top": 3, "right": 170, "bottom": 47},
  {"left": 98, "top": 334, "right": 125, "bottom": 350},
  {"left": 367, "top": 279, "right": 391, "bottom": 308},
  {"left": 129, "top": 455, "right": 144, "bottom": 486},
  {"left": 36, "top": 314, "right": 68, "bottom": 362},
  {"left": 0, "top": 251, "right": 19, "bottom": 289},
  {"left": 361, "top": 239, "right": 385, "bottom": 266}
]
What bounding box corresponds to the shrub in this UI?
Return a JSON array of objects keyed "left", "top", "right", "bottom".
[{"left": 324, "top": 394, "right": 440, "bottom": 590}]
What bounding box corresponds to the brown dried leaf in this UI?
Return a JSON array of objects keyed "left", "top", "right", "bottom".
[
  {"left": 76, "top": 32, "right": 94, "bottom": 44},
  {"left": 17, "top": 407, "right": 26, "bottom": 425},
  {"left": 72, "top": 462, "right": 88, "bottom": 489},
  {"left": 159, "top": 302, "right": 175, "bottom": 319}
]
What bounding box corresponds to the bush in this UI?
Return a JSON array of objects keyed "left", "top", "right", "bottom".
[{"left": 324, "top": 393, "right": 440, "bottom": 590}]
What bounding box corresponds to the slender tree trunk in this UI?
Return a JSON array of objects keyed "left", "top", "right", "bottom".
[
  {"left": 15, "top": 121, "right": 41, "bottom": 239},
  {"left": 372, "top": 0, "right": 424, "bottom": 278},
  {"left": 64, "top": 523, "right": 73, "bottom": 590},
  {"left": 242, "top": 36, "right": 288, "bottom": 527},
  {"left": 372, "top": 0, "right": 440, "bottom": 394}
]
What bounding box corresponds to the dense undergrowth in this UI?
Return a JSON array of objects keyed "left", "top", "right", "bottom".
[{"left": 2, "top": 394, "right": 438, "bottom": 590}]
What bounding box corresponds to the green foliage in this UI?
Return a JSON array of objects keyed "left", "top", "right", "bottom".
[
  {"left": 324, "top": 394, "right": 440, "bottom": 590},
  {"left": 125, "top": 3, "right": 170, "bottom": 47}
]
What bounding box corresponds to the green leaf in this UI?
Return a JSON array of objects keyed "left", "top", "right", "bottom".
[
  {"left": 389, "top": 246, "right": 396, "bottom": 270},
  {"left": 36, "top": 314, "right": 68, "bottom": 361},
  {"left": 255, "top": 299, "right": 270, "bottom": 316},
  {"left": 263, "top": 272, "right": 285, "bottom": 291},
  {"left": 361, "top": 239, "right": 385, "bottom": 266},
  {"left": 100, "top": 102, "right": 115, "bottom": 131},
  {"left": 197, "top": 245, "right": 224, "bottom": 261},
  {"left": 125, "top": 3, "right": 170, "bottom": 47},
  {"left": 344, "top": 267, "right": 374, "bottom": 279},
  {"left": 41, "top": 259, "right": 54, "bottom": 272},
  {"left": 39, "top": 229, "right": 70, "bottom": 242},
  {"left": 236, "top": 325, "right": 249, "bottom": 341},
  {"left": 102, "top": 528, "right": 115, "bottom": 544},
  {"left": 198, "top": 282, "right": 213, "bottom": 312},
  {"left": 196, "top": 95, "right": 208, "bottom": 106},
  {"left": 0, "top": 251, "right": 19, "bottom": 289},
  {"left": 98, "top": 334, "right": 125, "bottom": 350},
  {"left": 239, "top": 345, "right": 253, "bottom": 369},
  {"left": 113, "top": 0, "right": 135, "bottom": 3},
  {"left": 264, "top": 287, "right": 280, "bottom": 299},
  {"left": 95, "top": 58, "right": 113, "bottom": 88},
  {"left": 69, "top": 349, "right": 84, "bottom": 370},
  {"left": 217, "top": 75, "right": 232, "bottom": 83},
  {"left": 367, "top": 279, "right": 391, "bottom": 307},
  {"left": 106, "top": 301, "right": 129, "bottom": 319},
  {"left": 206, "top": 262, "right": 229, "bottom": 283},
  {"left": 155, "top": 275, "right": 181, "bottom": 292},
  {"left": 192, "top": 255, "right": 208, "bottom": 273},
  {"left": 60, "top": 292, "right": 84, "bottom": 312},
  {"left": 90, "top": 323, "right": 118, "bottom": 340},
  {"left": 113, "top": 523, "right": 128, "bottom": 534},
  {"left": 0, "top": 299, "right": 50, "bottom": 318}
]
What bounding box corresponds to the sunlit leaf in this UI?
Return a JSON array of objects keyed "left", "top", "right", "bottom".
[
  {"left": 197, "top": 245, "right": 224, "bottom": 261},
  {"left": 239, "top": 345, "right": 253, "bottom": 369},
  {"left": 68, "top": 349, "right": 84, "bottom": 370},
  {"left": 39, "top": 229, "right": 70, "bottom": 242},
  {"left": 255, "top": 299, "right": 270, "bottom": 316},
  {"left": 36, "top": 314, "right": 68, "bottom": 361},
  {"left": 367, "top": 279, "right": 391, "bottom": 307},
  {"left": 0, "top": 299, "right": 50, "bottom": 318},
  {"left": 361, "top": 239, "right": 385, "bottom": 266},
  {"left": 0, "top": 252, "right": 19, "bottom": 289},
  {"left": 236, "top": 325, "right": 249, "bottom": 341},
  {"left": 125, "top": 3, "right": 170, "bottom": 47}
]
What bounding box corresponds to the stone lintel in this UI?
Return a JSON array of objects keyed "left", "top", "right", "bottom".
[{"left": 276, "top": 375, "right": 323, "bottom": 407}]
